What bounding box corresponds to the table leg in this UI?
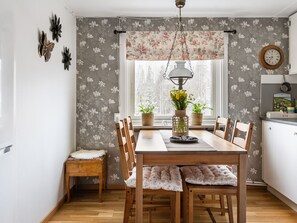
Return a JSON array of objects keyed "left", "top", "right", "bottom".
[
  {"left": 238, "top": 154, "right": 247, "bottom": 223},
  {"left": 65, "top": 173, "right": 70, "bottom": 202},
  {"left": 136, "top": 154, "right": 143, "bottom": 223}
]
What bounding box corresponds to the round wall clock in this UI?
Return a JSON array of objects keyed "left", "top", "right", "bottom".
[{"left": 259, "top": 45, "right": 284, "bottom": 69}]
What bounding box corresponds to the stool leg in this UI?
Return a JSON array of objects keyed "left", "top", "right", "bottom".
[
  {"left": 75, "top": 177, "right": 78, "bottom": 191},
  {"left": 103, "top": 158, "right": 107, "bottom": 190},
  {"left": 66, "top": 174, "right": 70, "bottom": 202},
  {"left": 99, "top": 174, "right": 103, "bottom": 202}
]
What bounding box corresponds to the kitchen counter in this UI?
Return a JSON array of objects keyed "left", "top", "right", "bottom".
[{"left": 261, "top": 117, "right": 297, "bottom": 126}]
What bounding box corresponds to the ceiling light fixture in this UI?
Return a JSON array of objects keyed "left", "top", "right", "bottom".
[{"left": 163, "top": 0, "right": 193, "bottom": 90}]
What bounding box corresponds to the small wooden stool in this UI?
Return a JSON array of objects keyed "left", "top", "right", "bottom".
[{"left": 65, "top": 155, "right": 107, "bottom": 202}]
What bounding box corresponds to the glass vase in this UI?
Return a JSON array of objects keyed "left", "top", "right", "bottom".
[{"left": 172, "top": 110, "right": 189, "bottom": 136}]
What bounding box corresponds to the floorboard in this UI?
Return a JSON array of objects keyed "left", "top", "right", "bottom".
[{"left": 48, "top": 189, "right": 297, "bottom": 223}]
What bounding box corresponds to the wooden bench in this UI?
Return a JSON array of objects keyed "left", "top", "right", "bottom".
[{"left": 65, "top": 155, "right": 107, "bottom": 202}]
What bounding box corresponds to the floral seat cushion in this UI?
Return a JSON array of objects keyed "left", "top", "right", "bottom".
[
  {"left": 181, "top": 165, "right": 237, "bottom": 186},
  {"left": 125, "top": 165, "right": 183, "bottom": 192}
]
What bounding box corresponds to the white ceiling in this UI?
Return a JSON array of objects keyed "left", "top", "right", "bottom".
[{"left": 65, "top": 0, "right": 297, "bottom": 18}]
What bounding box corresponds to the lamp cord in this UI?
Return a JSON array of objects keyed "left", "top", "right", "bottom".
[{"left": 163, "top": 6, "right": 194, "bottom": 80}]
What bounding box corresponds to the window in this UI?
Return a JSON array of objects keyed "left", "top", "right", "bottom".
[
  {"left": 119, "top": 32, "right": 228, "bottom": 124},
  {"left": 126, "top": 59, "right": 225, "bottom": 122}
]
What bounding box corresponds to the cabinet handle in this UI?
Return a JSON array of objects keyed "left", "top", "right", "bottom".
[
  {"left": 269, "top": 127, "right": 272, "bottom": 130},
  {"left": 294, "top": 132, "right": 297, "bottom": 136}
]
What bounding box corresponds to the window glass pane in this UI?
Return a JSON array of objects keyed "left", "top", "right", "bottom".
[{"left": 134, "top": 60, "right": 218, "bottom": 117}]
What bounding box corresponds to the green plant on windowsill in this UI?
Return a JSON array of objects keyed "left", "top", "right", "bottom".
[
  {"left": 138, "top": 98, "right": 155, "bottom": 126},
  {"left": 138, "top": 104, "right": 155, "bottom": 114},
  {"left": 192, "top": 102, "right": 212, "bottom": 114},
  {"left": 191, "top": 102, "right": 212, "bottom": 125}
]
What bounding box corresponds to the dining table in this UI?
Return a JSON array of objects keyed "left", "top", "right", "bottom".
[{"left": 135, "top": 130, "right": 248, "bottom": 223}]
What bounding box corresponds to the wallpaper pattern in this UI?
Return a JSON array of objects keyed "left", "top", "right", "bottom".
[{"left": 76, "top": 17, "right": 288, "bottom": 185}]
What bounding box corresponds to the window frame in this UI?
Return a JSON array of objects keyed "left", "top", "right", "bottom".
[{"left": 119, "top": 33, "right": 229, "bottom": 125}]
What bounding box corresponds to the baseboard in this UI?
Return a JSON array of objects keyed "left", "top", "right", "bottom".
[
  {"left": 267, "top": 186, "right": 297, "bottom": 212},
  {"left": 41, "top": 183, "right": 124, "bottom": 222},
  {"left": 40, "top": 194, "right": 66, "bottom": 223}
]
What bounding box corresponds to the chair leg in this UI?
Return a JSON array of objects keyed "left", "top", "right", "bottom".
[
  {"left": 123, "top": 189, "right": 133, "bottom": 223},
  {"left": 219, "top": 195, "right": 225, "bottom": 216},
  {"left": 171, "top": 194, "right": 175, "bottom": 223},
  {"left": 175, "top": 192, "right": 180, "bottom": 223},
  {"left": 182, "top": 183, "right": 188, "bottom": 223},
  {"left": 188, "top": 189, "right": 194, "bottom": 223},
  {"left": 226, "top": 195, "right": 234, "bottom": 223}
]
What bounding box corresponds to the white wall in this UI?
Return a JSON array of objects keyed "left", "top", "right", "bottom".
[{"left": 0, "top": 0, "right": 76, "bottom": 222}]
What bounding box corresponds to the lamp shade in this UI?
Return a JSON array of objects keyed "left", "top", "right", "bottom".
[{"left": 168, "top": 61, "right": 193, "bottom": 89}]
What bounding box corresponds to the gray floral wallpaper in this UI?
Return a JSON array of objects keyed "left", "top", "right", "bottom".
[{"left": 76, "top": 17, "right": 288, "bottom": 185}]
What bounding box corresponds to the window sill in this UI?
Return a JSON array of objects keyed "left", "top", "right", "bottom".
[{"left": 133, "top": 124, "right": 214, "bottom": 132}]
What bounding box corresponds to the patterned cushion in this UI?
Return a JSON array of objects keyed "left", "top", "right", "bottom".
[
  {"left": 181, "top": 165, "right": 237, "bottom": 186},
  {"left": 125, "top": 165, "right": 183, "bottom": 192}
]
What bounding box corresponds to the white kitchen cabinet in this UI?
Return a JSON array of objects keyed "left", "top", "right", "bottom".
[
  {"left": 289, "top": 12, "right": 297, "bottom": 74},
  {"left": 262, "top": 120, "right": 297, "bottom": 204}
]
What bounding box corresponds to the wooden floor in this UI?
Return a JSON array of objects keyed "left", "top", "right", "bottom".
[{"left": 48, "top": 189, "right": 297, "bottom": 223}]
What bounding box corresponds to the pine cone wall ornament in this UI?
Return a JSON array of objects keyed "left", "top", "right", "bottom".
[
  {"left": 62, "top": 47, "right": 72, "bottom": 70},
  {"left": 38, "top": 31, "right": 55, "bottom": 62},
  {"left": 50, "top": 14, "right": 62, "bottom": 42}
]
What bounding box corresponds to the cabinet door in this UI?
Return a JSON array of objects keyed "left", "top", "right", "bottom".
[
  {"left": 289, "top": 12, "right": 297, "bottom": 74},
  {"left": 262, "top": 121, "right": 282, "bottom": 187},
  {"left": 262, "top": 121, "right": 297, "bottom": 203}
]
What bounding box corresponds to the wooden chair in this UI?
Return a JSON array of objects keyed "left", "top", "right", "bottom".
[
  {"left": 231, "top": 120, "right": 254, "bottom": 151},
  {"left": 213, "top": 116, "right": 231, "bottom": 140},
  {"left": 212, "top": 116, "right": 231, "bottom": 213},
  {"left": 127, "top": 116, "right": 136, "bottom": 146},
  {"left": 115, "top": 121, "right": 182, "bottom": 223},
  {"left": 123, "top": 117, "right": 136, "bottom": 165},
  {"left": 182, "top": 120, "right": 254, "bottom": 223}
]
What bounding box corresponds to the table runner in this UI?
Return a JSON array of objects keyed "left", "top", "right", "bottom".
[{"left": 160, "top": 130, "right": 217, "bottom": 151}]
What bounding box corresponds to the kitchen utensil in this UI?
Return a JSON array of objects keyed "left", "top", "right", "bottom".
[{"left": 280, "top": 74, "right": 291, "bottom": 92}]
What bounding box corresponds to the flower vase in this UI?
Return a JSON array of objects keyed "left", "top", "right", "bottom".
[{"left": 172, "top": 110, "right": 189, "bottom": 136}]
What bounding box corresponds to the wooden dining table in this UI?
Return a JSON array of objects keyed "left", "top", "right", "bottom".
[{"left": 135, "top": 130, "right": 248, "bottom": 223}]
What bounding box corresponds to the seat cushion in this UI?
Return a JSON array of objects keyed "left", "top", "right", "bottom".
[
  {"left": 70, "top": 149, "right": 106, "bottom": 159},
  {"left": 125, "top": 165, "right": 183, "bottom": 192},
  {"left": 181, "top": 165, "right": 237, "bottom": 186}
]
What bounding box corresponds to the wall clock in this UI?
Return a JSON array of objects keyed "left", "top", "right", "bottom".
[{"left": 259, "top": 45, "right": 284, "bottom": 69}]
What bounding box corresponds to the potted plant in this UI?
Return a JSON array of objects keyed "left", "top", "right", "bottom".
[
  {"left": 191, "top": 102, "right": 212, "bottom": 125},
  {"left": 139, "top": 100, "right": 155, "bottom": 126}
]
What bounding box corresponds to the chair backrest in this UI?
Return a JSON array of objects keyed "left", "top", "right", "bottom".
[
  {"left": 115, "top": 121, "right": 134, "bottom": 181},
  {"left": 123, "top": 118, "right": 136, "bottom": 164},
  {"left": 127, "top": 116, "right": 136, "bottom": 145},
  {"left": 213, "top": 116, "right": 231, "bottom": 140},
  {"left": 231, "top": 120, "right": 254, "bottom": 152}
]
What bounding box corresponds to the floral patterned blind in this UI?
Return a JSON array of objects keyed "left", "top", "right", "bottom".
[{"left": 126, "top": 31, "right": 224, "bottom": 60}]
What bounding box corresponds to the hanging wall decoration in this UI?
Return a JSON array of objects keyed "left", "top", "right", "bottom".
[
  {"left": 38, "top": 31, "right": 55, "bottom": 62},
  {"left": 62, "top": 47, "right": 72, "bottom": 70},
  {"left": 50, "top": 14, "right": 62, "bottom": 42}
]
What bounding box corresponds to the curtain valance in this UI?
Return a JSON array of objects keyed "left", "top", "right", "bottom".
[{"left": 126, "top": 31, "right": 224, "bottom": 61}]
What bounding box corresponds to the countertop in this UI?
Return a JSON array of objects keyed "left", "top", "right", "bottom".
[{"left": 261, "top": 117, "right": 297, "bottom": 126}]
